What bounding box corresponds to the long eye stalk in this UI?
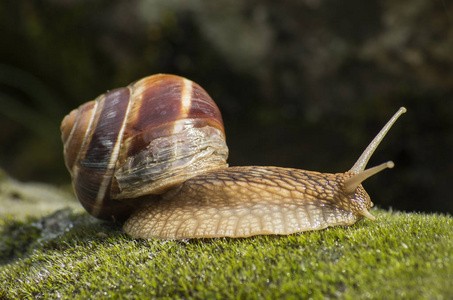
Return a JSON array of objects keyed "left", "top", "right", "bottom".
[{"left": 350, "top": 107, "right": 406, "bottom": 174}]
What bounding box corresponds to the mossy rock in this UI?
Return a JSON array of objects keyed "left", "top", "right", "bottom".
[
  {"left": 0, "top": 168, "right": 80, "bottom": 221},
  {"left": 1, "top": 207, "right": 452, "bottom": 299}
]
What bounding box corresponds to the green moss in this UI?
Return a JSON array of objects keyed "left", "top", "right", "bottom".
[{"left": 1, "top": 209, "right": 452, "bottom": 299}]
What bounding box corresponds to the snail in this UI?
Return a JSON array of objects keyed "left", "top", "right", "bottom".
[{"left": 61, "top": 74, "right": 406, "bottom": 239}]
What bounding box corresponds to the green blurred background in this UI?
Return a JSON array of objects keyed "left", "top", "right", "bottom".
[{"left": 0, "top": 0, "right": 452, "bottom": 214}]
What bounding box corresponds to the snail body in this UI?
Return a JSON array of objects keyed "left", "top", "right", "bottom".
[{"left": 61, "top": 74, "right": 406, "bottom": 239}]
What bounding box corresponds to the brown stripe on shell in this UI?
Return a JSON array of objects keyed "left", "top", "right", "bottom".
[
  {"left": 111, "top": 74, "right": 228, "bottom": 199},
  {"left": 119, "top": 75, "right": 190, "bottom": 162},
  {"left": 61, "top": 100, "right": 98, "bottom": 173},
  {"left": 61, "top": 108, "right": 78, "bottom": 148},
  {"left": 81, "top": 88, "right": 130, "bottom": 170},
  {"left": 117, "top": 74, "right": 225, "bottom": 164},
  {"left": 187, "top": 78, "right": 224, "bottom": 130},
  {"left": 73, "top": 87, "right": 133, "bottom": 219}
]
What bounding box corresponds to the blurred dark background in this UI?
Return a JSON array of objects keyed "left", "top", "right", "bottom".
[{"left": 0, "top": 0, "right": 452, "bottom": 214}]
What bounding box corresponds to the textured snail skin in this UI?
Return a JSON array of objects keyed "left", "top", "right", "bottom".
[
  {"left": 124, "top": 166, "right": 372, "bottom": 239},
  {"left": 123, "top": 103, "right": 405, "bottom": 239}
]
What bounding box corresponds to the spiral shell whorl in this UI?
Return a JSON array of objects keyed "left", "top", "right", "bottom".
[{"left": 61, "top": 74, "right": 228, "bottom": 221}]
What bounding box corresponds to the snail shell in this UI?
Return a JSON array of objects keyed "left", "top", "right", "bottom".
[
  {"left": 61, "top": 74, "right": 228, "bottom": 221},
  {"left": 61, "top": 74, "right": 406, "bottom": 239}
]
